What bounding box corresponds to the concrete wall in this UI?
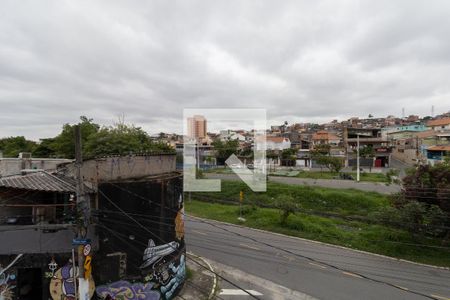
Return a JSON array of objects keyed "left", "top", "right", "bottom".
[
  {"left": 60, "top": 154, "right": 177, "bottom": 184},
  {"left": 0, "top": 224, "right": 97, "bottom": 255},
  {"left": 391, "top": 148, "right": 418, "bottom": 166},
  {"left": 0, "top": 158, "right": 71, "bottom": 177}
]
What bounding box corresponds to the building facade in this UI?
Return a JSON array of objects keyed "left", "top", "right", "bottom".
[
  {"left": 187, "top": 115, "right": 207, "bottom": 140},
  {"left": 0, "top": 154, "right": 185, "bottom": 300}
]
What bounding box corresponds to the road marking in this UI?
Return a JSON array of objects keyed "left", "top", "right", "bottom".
[
  {"left": 342, "top": 271, "right": 363, "bottom": 279},
  {"left": 309, "top": 262, "right": 326, "bottom": 269},
  {"left": 220, "top": 289, "right": 263, "bottom": 296},
  {"left": 192, "top": 230, "right": 207, "bottom": 236},
  {"left": 431, "top": 294, "right": 450, "bottom": 300},
  {"left": 239, "top": 243, "right": 260, "bottom": 251}
]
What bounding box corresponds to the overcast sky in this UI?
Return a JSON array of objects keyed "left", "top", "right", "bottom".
[{"left": 1, "top": 0, "right": 450, "bottom": 140}]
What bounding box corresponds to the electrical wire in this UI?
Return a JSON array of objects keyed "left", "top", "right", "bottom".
[
  {"left": 96, "top": 214, "right": 450, "bottom": 251},
  {"left": 97, "top": 189, "right": 262, "bottom": 300},
  {"left": 96, "top": 224, "right": 218, "bottom": 300},
  {"left": 105, "top": 181, "right": 450, "bottom": 247},
  {"left": 107, "top": 183, "right": 445, "bottom": 300}
]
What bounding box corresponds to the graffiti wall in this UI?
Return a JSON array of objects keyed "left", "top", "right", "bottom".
[
  {"left": 96, "top": 175, "right": 185, "bottom": 300},
  {"left": 49, "top": 264, "right": 95, "bottom": 300},
  {"left": 0, "top": 255, "right": 22, "bottom": 300},
  {"left": 0, "top": 271, "right": 16, "bottom": 300},
  {"left": 96, "top": 252, "right": 185, "bottom": 300}
]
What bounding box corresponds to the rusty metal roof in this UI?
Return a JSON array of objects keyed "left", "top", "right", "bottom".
[
  {"left": 0, "top": 171, "right": 77, "bottom": 193},
  {"left": 428, "top": 145, "right": 450, "bottom": 151}
]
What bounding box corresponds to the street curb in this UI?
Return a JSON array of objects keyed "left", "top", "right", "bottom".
[
  {"left": 189, "top": 215, "right": 450, "bottom": 271},
  {"left": 187, "top": 252, "right": 217, "bottom": 299}
]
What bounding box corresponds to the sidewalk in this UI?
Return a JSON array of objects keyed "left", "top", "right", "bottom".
[
  {"left": 176, "top": 253, "right": 217, "bottom": 300},
  {"left": 178, "top": 253, "right": 317, "bottom": 300}
]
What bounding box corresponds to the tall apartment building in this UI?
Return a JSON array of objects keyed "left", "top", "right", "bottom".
[{"left": 187, "top": 115, "right": 207, "bottom": 139}]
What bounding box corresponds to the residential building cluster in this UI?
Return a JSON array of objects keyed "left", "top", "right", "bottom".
[{"left": 154, "top": 112, "right": 450, "bottom": 169}]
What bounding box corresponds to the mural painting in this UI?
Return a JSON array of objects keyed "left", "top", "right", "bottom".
[
  {"left": 96, "top": 281, "right": 161, "bottom": 300},
  {"left": 49, "top": 264, "right": 95, "bottom": 300},
  {"left": 96, "top": 190, "right": 186, "bottom": 300},
  {"left": 0, "top": 255, "right": 22, "bottom": 300},
  {"left": 96, "top": 251, "right": 185, "bottom": 300},
  {"left": 174, "top": 207, "right": 185, "bottom": 241},
  {"left": 0, "top": 271, "right": 16, "bottom": 300}
]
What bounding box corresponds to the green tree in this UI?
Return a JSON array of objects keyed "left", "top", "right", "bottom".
[
  {"left": 310, "top": 144, "right": 342, "bottom": 172},
  {"left": 0, "top": 136, "right": 36, "bottom": 157},
  {"left": 281, "top": 148, "right": 297, "bottom": 166},
  {"left": 399, "top": 161, "right": 450, "bottom": 238},
  {"left": 84, "top": 122, "right": 173, "bottom": 158},
  {"left": 358, "top": 145, "right": 376, "bottom": 172},
  {"left": 51, "top": 116, "right": 100, "bottom": 158},
  {"left": 311, "top": 144, "right": 331, "bottom": 156},
  {"left": 32, "top": 138, "right": 57, "bottom": 158},
  {"left": 276, "top": 194, "right": 298, "bottom": 225},
  {"left": 212, "top": 139, "right": 239, "bottom": 165}
]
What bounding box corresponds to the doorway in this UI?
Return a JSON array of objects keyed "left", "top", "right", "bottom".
[{"left": 17, "top": 268, "right": 42, "bottom": 300}]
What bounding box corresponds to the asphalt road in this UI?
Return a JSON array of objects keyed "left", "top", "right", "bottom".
[
  {"left": 205, "top": 173, "right": 401, "bottom": 194},
  {"left": 185, "top": 216, "right": 450, "bottom": 300}
]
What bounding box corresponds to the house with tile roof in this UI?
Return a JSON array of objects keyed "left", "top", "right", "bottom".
[{"left": 426, "top": 117, "right": 450, "bottom": 131}]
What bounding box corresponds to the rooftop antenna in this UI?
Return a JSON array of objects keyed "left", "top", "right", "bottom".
[{"left": 402, "top": 107, "right": 405, "bottom": 119}]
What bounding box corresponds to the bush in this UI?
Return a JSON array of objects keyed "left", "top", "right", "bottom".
[
  {"left": 370, "top": 201, "right": 448, "bottom": 238},
  {"left": 240, "top": 204, "right": 258, "bottom": 216},
  {"left": 276, "top": 194, "right": 299, "bottom": 225},
  {"left": 386, "top": 169, "right": 400, "bottom": 184}
]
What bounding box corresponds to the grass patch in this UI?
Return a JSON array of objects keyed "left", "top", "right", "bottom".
[
  {"left": 186, "top": 267, "right": 194, "bottom": 281},
  {"left": 193, "top": 180, "right": 389, "bottom": 216},
  {"left": 292, "top": 171, "right": 388, "bottom": 183},
  {"left": 186, "top": 200, "right": 450, "bottom": 267}
]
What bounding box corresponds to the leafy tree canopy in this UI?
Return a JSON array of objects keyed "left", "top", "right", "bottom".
[
  {"left": 401, "top": 160, "right": 450, "bottom": 214},
  {"left": 0, "top": 136, "right": 36, "bottom": 157},
  {"left": 212, "top": 139, "right": 239, "bottom": 164},
  {"left": 1, "top": 116, "right": 174, "bottom": 159},
  {"left": 50, "top": 116, "right": 100, "bottom": 158},
  {"left": 84, "top": 121, "right": 173, "bottom": 158}
]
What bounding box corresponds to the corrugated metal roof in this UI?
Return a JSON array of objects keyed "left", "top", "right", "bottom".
[{"left": 0, "top": 171, "right": 77, "bottom": 193}]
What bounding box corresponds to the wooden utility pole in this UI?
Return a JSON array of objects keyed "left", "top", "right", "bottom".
[{"left": 74, "top": 125, "right": 86, "bottom": 293}]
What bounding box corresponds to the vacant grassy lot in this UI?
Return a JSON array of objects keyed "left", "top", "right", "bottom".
[
  {"left": 186, "top": 181, "right": 450, "bottom": 267},
  {"left": 194, "top": 180, "right": 389, "bottom": 216}
]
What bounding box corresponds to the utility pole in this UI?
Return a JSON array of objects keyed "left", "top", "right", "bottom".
[
  {"left": 238, "top": 190, "right": 245, "bottom": 222},
  {"left": 356, "top": 133, "right": 360, "bottom": 182},
  {"left": 197, "top": 141, "right": 200, "bottom": 170},
  {"left": 74, "top": 125, "right": 87, "bottom": 297}
]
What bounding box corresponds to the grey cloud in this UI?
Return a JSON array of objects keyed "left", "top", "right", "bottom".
[{"left": 0, "top": 0, "right": 450, "bottom": 140}]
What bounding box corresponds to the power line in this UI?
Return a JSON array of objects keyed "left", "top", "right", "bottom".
[
  {"left": 97, "top": 214, "right": 450, "bottom": 250},
  {"left": 196, "top": 216, "right": 441, "bottom": 300},
  {"left": 97, "top": 189, "right": 262, "bottom": 300},
  {"left": 97, "top": 224, "right": 217, "bottom": 300},
  {"left": 107, "top": 183, "right": 444, "bottom": 300}
]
